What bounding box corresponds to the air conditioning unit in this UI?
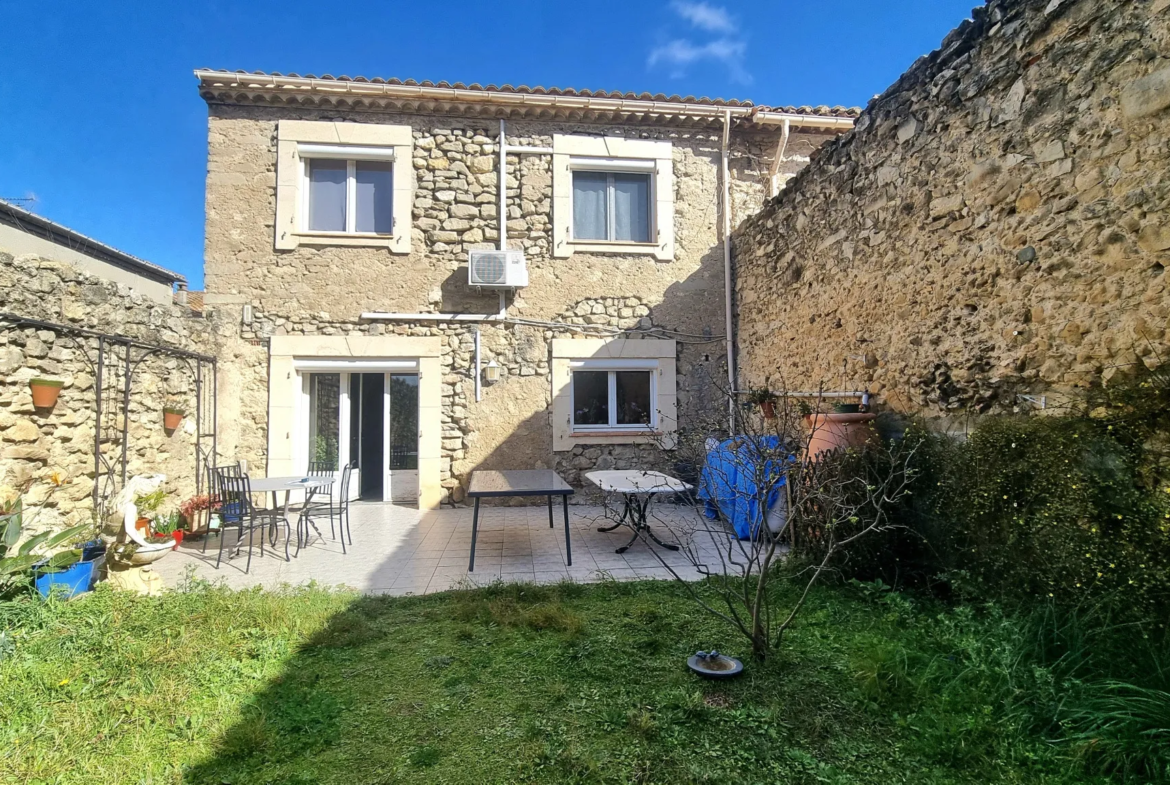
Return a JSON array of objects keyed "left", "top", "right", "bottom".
[{"left": 469, "top": 249, "right": 528, "bottom": 289}]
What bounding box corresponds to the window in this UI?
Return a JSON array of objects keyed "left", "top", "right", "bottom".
[
  {"left": 572, "top": 171, "right": 652, "bottom": 243},
  {"left": 552, "top": 135, "right": 674, "bottom": 260},
  {"left": 304, "top": 157, "right": 394, "bottom": 235},
  {"left": 571, "top": 368, "right": 656, "bottom": 431},
  {"left": 275, "top": 121, "right": 412, "bottom": 252}
]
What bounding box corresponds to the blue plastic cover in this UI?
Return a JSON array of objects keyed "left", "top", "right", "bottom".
[{"left": 698, "top": 435, "right": 795, "bottom": 540}]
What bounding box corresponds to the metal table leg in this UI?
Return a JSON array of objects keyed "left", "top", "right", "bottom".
[
  {"left": 614, "top": 493, "right": 680, "bottom": 554},
  {"left": 468, "top": 496, "right": 481, "bottom": 571},
  {"left": 597, "top": 495, "right": 631, "bottom": 532},
  {"left": 562, "top": 493, "right": 572, "bottom": 567}
]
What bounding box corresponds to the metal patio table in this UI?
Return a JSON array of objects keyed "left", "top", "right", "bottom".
[
  {"left": 586, "top": 470, "right": 692, "bottom": 554},
  {"left": 247, "top": 476, "right": 334, "bottom": 560},
  {"left": 466, "top": 470, "right": 574, "bottom": 571}
]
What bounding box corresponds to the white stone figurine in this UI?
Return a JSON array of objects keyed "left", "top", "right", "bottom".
[{"left": 110, "top": 473, "right": 173, "bottom": 566}]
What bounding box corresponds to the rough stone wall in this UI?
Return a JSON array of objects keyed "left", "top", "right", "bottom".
[
  {"left": 734, "top": 0, "right": 1170, "bottom": 415},
  {"left": 0, "top": 252, "right": 217, "bottom": 537},
  {"left": 203, "top": 104, "right": 840, "bottom": 501}
]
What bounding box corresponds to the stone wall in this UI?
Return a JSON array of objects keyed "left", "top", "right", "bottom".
[
  {"left": 203, "top": 104, "right": 841, "bottom": 501},
  {"left": 734, "top": 0, "right": 1170, "bottom": 415},
  {"left": 0, "top": 252, "right": 216, "bottom": 536}
]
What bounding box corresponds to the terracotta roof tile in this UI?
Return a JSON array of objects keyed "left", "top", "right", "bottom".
[{"left": 197, "top": 69, "right": 861, "bottom": 118}]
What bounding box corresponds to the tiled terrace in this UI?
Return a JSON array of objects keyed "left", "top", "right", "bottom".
[{"left": 152, "top": 502, "right": 716, "bottom": 595}]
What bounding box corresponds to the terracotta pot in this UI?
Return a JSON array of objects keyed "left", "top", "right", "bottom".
[
  {"left": 29, "top": 378, "right": 63, "bottom": 408},
  {"left": 135, "top": 517, "right": 151, "bottom": 535},
  {"left": 759, "top": 400, "right": 777, "bottom": 420},
  {"left": 163, "top": 409, "right": 184, "bottom": 430},
  {"left": 804, "top": 413, "right": 877, "bottom": 460},
  {"left": 185, "top": 508, "right": 208, "bottom": 536}
]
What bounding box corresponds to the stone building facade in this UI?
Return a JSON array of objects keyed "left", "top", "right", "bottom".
[
  {"left": 733, "top": 0, "right": 1170, "bottom": 416},
  {"left": 195, "top": 72, "right": 855, "bottom": 505}
]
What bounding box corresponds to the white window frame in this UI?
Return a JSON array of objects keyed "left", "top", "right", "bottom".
[
  {"left": 552, "top": 135, "right": 674, "bottom": 261},
  {"left": 568, "top": 159, "right": 657, "bottom": 244},
  {"left": 300, "top": 149, "right": 396, "bottom": 237},
  {"left": 569, "top": 359, "right": 659, "bottom": 433},
  {"left": 275, "top": 120, "right": 413, "bottom": 253}
]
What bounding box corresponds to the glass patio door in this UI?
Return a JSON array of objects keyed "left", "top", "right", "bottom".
[{"left": 300, "top": 366, "right": 419, "bottom": 503}]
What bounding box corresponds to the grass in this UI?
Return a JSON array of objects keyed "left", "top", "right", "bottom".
[{"left": 0, "top": 574, "right": 1153, "bottom": 784}]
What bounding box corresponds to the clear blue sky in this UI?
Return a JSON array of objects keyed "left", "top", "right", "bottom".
[{"left": 1, "top": 0, "right": 975, "bottom": 289}]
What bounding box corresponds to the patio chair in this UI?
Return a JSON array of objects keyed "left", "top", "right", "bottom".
[
  {"left": 213, "top": 472, "right": 284, "bottom": 573},
  {"left": 202, "top": 463, "right": 242, "bottom": 556},
  {"left": 298, "top": 462, "right": 353, "bottom": 554}
]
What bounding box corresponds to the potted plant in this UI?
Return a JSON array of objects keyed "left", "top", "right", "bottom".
[
  {"left": 746, "top": 387, "right": 779, "bottom": 420},
  {"left": 0, "top": 472, "right": 94, "bottom": 599},
  {"left": 179, "top": 494, "right": 214, "bottom": 537},
  {"left": 152, "top": 513, "right": 183, "bottom": 550},
  {"left": 29, "top": 378, "right": 64, "bottom": 409},
  {"left": 163, "top": 407, "right": 185, "bottom": 431},
  {"left": 133, "top": 487, "right": 166, "bottom": 535}
]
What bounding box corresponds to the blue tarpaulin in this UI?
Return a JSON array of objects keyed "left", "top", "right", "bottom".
[{"left": 698, "top": 436, "right": 795, "bottom": 540}]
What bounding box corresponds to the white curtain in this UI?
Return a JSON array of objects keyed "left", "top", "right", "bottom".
[
  {"left": 307, "top": 159, "right": 347, "bottom": 232},
  {"left": 613, "top": 173, "right": 650, "bottom": 243},
  {"left": 572, "top": 172, "right": 608, "bottom": 240},
  {"left": 355, "top": 161, "right": 393, "bottom": 234}
]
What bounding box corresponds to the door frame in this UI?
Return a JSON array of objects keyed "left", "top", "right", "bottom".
[
  {"left": 266, "top": 335, "right": 444, "bottom": 510},
  {"left": 293, "top": 359, "right": 419, "bottom": 503}
]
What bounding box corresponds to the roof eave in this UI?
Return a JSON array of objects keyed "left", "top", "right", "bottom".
[{"left": 194, "top": 70, "right": 855, "bottom": 131}]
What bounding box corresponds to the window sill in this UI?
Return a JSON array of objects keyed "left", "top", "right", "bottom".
[
  {"left": 563, "top": 240, "right": 672, "bottom": 261},
  {"left": 571, "top": 430, "right": 661, "bottom": 438},
  {"left": 293, "top": 232, "right": 405, "bottom": 251}
]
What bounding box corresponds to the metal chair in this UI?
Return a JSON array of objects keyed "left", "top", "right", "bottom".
[
  {"left": 202, "top": 463, "right": 242, "bottom": 556},
  {"left": 298, "top": 462, "right": 353, "bottom": 554},
  {"left": 214, "top": 472, "right": 284, "bottom": 573}
]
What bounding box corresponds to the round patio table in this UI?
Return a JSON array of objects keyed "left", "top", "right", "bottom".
[{"left": 248, "top": 476, "right": 334, "bottom": 559}]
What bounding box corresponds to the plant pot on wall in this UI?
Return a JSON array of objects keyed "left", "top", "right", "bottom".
[
  {"left": 29, "top": 378, "right": 64, "bottom": 409},
  {"left": 163, "top": 408, "right": 185, "bottom": 431}
]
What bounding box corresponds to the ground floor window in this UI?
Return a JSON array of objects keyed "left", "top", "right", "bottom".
[{"left": 571, "top": 368, "right": 655, "bottom": 432}]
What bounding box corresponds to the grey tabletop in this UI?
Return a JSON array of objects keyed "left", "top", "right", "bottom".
[
  {"left": 467, "top": 470, "right": 574, "bottom": 498},
  {"left": 249, "top": 476, "right": 333, "bottom": 493}
]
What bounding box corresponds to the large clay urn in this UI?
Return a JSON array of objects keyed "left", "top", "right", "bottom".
[{"left": 804, "top": 412, "right": 877, "bottom": 460}]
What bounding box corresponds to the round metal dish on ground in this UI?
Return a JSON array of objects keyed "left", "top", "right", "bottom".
[{"left": 687, "top": 651, "right": 744, "bottom": 679}]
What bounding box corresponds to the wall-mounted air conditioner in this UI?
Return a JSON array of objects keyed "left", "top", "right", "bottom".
[{"left": 468, "top": 249, "right": 528, "bottom": 289}]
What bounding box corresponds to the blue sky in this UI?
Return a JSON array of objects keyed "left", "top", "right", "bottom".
[{"left": 0, "top": 0, "right": 975, "bottom": 289}]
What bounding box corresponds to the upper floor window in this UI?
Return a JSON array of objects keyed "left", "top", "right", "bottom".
[
  {"left": 571, "top": 168, "right": 652, "bottom": 243},
  {"left": 275, "top": 121, "right": 412, "bottom": 252},
  {"left": 552, "top": 135, "right": 674, "bottom": 261},
  {"left": 304, "top": 154, "right": 394, "bottom": 235}
]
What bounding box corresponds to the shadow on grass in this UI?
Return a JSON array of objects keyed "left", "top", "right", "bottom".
[{"left": 178, "top": 577, "right": 862, "bottom": 785}]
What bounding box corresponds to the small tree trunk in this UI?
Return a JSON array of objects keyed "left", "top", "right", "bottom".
[{"left": 750, "top": 619, "right": 770, "bottom": 661}]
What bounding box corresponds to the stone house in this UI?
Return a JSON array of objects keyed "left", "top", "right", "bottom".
[{"left": 195, "top": 71, "right": 855, "bottom": 507}]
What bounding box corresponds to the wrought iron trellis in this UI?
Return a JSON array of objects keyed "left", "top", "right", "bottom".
[{"left": 0, "top": 311, "right": 218, "bottom": 519}]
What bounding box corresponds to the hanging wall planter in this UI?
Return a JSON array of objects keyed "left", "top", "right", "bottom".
[
  {"left": 163, "top": 408, "right": 185, "bottom": 431},
  {"left": 29, "top": 378, "right": 64, "bottom": 409}
]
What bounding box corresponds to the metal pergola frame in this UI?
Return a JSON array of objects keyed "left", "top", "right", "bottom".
[{"left": 0, "top": 311, "right": 218, "bottom": 519}]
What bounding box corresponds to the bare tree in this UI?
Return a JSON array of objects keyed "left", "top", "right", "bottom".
[{"left": 603, "top": 372, "right": 919, "bottom": 662}]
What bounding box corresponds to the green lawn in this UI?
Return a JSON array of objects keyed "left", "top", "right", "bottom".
[{"left": 0, "top": 575, "right": 1107, "bottom": 784}]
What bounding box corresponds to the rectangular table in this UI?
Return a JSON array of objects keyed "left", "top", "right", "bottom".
[
  {"left": 586, "top": 470, "right": 692, "bottom": 554},
  {"left": 466, "top": 470, "right": 574, "bottom": 571}
]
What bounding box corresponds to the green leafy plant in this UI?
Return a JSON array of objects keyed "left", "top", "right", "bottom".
[
  {"left": 0, "top": 473, "right": 90, "bottom": 593},
  {"left": 133, "top": 487, "right": 167, "bottom": 516}
]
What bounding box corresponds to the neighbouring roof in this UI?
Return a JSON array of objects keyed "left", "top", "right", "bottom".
[
  {"left": 0, "top": 199, "right": 186, "bottom": 286},
  {"left": 195, "top": 70, "right": 860, "bottom": 129},
  {"left": 175, "top": 289, "right": 204, "bottom": 313}
]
